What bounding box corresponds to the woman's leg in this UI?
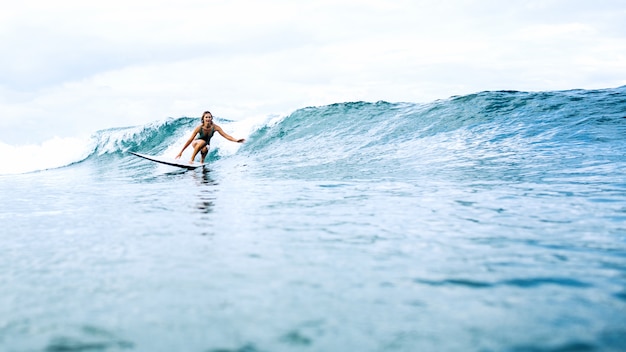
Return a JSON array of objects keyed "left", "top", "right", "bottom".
[
  {"left": 200, "top": 145, "right": 208, "bottom": 163},
  {"left": 190, "top": 140, "right": 207, "bottom": 162}
]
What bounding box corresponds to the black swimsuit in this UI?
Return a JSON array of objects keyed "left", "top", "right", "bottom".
[{"left": 196, "top": 125, "right": 215, "bottom": 144}]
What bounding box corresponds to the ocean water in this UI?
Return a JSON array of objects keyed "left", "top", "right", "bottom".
[{"left": 1, "top": 87, "right": 626, "bottom": 351}]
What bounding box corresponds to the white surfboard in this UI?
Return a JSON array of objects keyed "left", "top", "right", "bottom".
[{"left": 130, "top": 151, "right": 206, "bottom": 170}]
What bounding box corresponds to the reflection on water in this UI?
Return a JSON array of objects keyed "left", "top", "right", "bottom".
[
  {"left": 194, "top": 167, "right": 218, "bottom": 214},
  {"left": 196, "top": 198, "right": 215, "bottom": 213},
  {"left": 197, "top": 167, "right": 217, "bottom": 185}
]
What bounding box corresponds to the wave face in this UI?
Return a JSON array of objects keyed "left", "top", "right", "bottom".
[
  {"left": 89, "top": 118, "right": 197, "bottom": 156},
  {"left": 240, "top": 87, "right": 626, "bottom": 186}
]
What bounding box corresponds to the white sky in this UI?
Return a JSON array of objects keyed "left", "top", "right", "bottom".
[{"left": 1, "top": 0, "right": 625, "bottom": 144}]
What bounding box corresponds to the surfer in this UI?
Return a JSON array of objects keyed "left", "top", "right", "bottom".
[{"left": 175, "top": 111, "right": 245, "bottom": 163}]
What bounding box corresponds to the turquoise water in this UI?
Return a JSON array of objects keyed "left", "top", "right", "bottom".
[{"left": 1, "top": 87, "right": 626, "bottom": 351}]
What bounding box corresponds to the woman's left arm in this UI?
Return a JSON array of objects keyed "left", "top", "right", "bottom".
[{"left": 215, "top": 125, "right": 245, "bottom": 143}]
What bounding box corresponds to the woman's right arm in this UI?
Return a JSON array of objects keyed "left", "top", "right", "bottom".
[{"left": 176, "top": 126, "right": 200, "bottom": 158}]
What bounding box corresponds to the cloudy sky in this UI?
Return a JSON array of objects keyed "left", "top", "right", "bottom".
[{"left": 1, "top": 0, "right": 625, "bottom": 144}]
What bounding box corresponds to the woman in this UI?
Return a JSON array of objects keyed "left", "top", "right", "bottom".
[{"left": 175, "top": 111, "right": 245, "bottom": 164}]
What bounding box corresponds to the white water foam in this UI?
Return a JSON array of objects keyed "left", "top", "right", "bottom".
[{"left": 0, "top": 136, "right": 94, "bottom": 175}]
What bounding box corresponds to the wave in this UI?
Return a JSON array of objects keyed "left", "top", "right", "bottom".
[
  {"left": 2, "top": 86, "right": 625, "bottom": 176},
  {"left": 247, "top": 87, "right": 625, "bottom": 154},
  {"left": 240, "top": 86, "right": 626, "bottom": 182},
  {"left": 0, "top": 118, "right": 190, "bottom": 175}
]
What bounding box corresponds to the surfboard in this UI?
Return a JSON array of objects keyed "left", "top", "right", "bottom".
[{"left": 129, "top": 151, "right": 206, "bottom": 170}]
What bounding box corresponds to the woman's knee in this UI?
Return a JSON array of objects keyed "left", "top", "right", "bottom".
[{"left": 192, "top": 140, "right": 206, "bottom": 149}]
